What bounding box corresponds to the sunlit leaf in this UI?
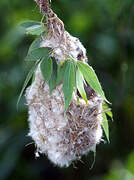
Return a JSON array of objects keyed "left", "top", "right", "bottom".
[
  {"left": 20, "top": 21, "right": 46, "bottom": 36},
  {"left": 103, "top": 102, "right": 113, "bottom": 120},
  {"left": 76, "top": 69, "right": 88, "bottom": 104},
  {"left": 20, "top": 21, "right": 41, "bottom": 28},
  {"left": 63, "top": 61, "right": 75, "bottom": 114},
  {"left": 77, "top": 61, "right": 109, "bottom": 103},
  {"left": 17, "top": 61, "right": 39, "bottom": 108},
  {"left": 40, "top": 57, "right": 53, "bottom": 83},
  {"left": 102, "top": 112, "right": 110, "bottom": 142},
  {"left": 26, "top": 25, "right": 46, "bottom": 35}
]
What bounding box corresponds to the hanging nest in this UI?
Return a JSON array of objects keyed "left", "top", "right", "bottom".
[
  {"left": 25, "top": 0, "right": 105, "bottom": 167},
  {"left": 26, "top": 66, "right": 103, "bottom": 167}
]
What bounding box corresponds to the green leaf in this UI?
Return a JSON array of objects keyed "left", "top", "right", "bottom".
[
  {"left": 102, "top": 112, "right": 110, "bottom": 142},
  {"left": 77, "top": 61, "right": 109, "bottom": 103},
  {"left": 28, "top": 36, "right": 42, "bottom": 53},
  {"left": 32, "top": 73, "right": 35, "bottom": 84},
  {"left": 48, "top": 58, "right": 58, "bottom": 93},
  {"left": 20, "top": 21, "right": 41, "bottom": 28},
  {"left": 56, "top": 62, "right": 67, "bottom": 85},
  {"left": 103, "top": 102, "right": 113, "bottom": 120},
  {"left": 26, "top": 25, "right": 46, "bottom": 35},
  {"left": 25, "top": 48, "right": 49, "bottom": 61},
  {"left": 17, "top": 61, "right": 39, "bottom": 108},
  {"left": 20, "top": 21, "right": 46, "bottom": 36},
  {"left": 76, "top": 69, "right": 88, "bottom": 104},
  {"left": 63, "top": 61, "right": 75, "bottom": 114},
  {"left": 40, "top": 57, "right": 53, "bottom": 83}
]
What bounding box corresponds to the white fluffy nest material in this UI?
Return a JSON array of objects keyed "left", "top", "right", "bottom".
[
  {"left": 26, "top": 65, "right": 103, "bottom": 167},
  {"left": 25, "top": 5, "right": 103, "bottom": 167}
]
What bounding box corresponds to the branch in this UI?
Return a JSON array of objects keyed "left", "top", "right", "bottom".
[
  {"left": 34, "top": 0, "right": 54, "bottom": 18},
  {"left": 34, "top": 0, "right": 64, "bottom": 36}
]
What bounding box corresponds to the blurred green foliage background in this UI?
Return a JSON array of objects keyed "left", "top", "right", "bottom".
[{"left": 0, "top": 0, "right": 134, "bottom": 179}]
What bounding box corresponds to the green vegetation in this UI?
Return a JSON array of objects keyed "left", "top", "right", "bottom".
[{"left": 0, "top": 0, "right": 134, "bottom": 179}]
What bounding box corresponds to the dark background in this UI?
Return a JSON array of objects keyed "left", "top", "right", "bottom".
[{"left": 0, "top": 0, "right": 134, "bottom": 179}]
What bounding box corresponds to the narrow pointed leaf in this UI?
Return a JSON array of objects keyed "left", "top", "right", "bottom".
[
  {"left": 48, "top": 58, "right": 58, "bottom": 93},
  {"left": 103, "top": 102, "right": 113, "bottom": 120},
  {"left": 56, "top": 62, "right": 67, "bottom": 85},
  {"left": 25, "top": 48, "right": 49, "bottom": 61},
  {"left": 76, "top": 69, "right": 88, "bottom": 104},
  {"left": 77, "top": 61, "right": 109, "bottom": 103},
  {"left": 28, "top": 36, "right": 42, "bottom": 53},
  {"left": 17, "top": 61, "right": 39, "bottom": 108},
  {"left": 20, "top": 21, "right": 46, "bottom": 36},
  {"left": 20, "top": 21, "right": 41, "bottom": 28},
  {"left": 63, "top": 61, "right": 75, "bottom": 113},
  {"left": 102, "top": 112, "right": 110, "bottom": 142},
  {"left": 26, "top": 25, "right": 46, "bottom": 35},
  {"left": 40, "top": 57, "right": 53, "bottom": 83}
]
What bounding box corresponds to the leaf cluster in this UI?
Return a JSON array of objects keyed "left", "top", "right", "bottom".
[{"left": 18, "top": 20, "right": 113, "bottom": 142}]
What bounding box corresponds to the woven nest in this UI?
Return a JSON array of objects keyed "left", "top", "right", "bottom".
[
  {"left": 25, "top": 0, "right": 104, "bottom": 167},
  {"left": 26, "top": 65, "right": 103, "bottom": 167}
]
